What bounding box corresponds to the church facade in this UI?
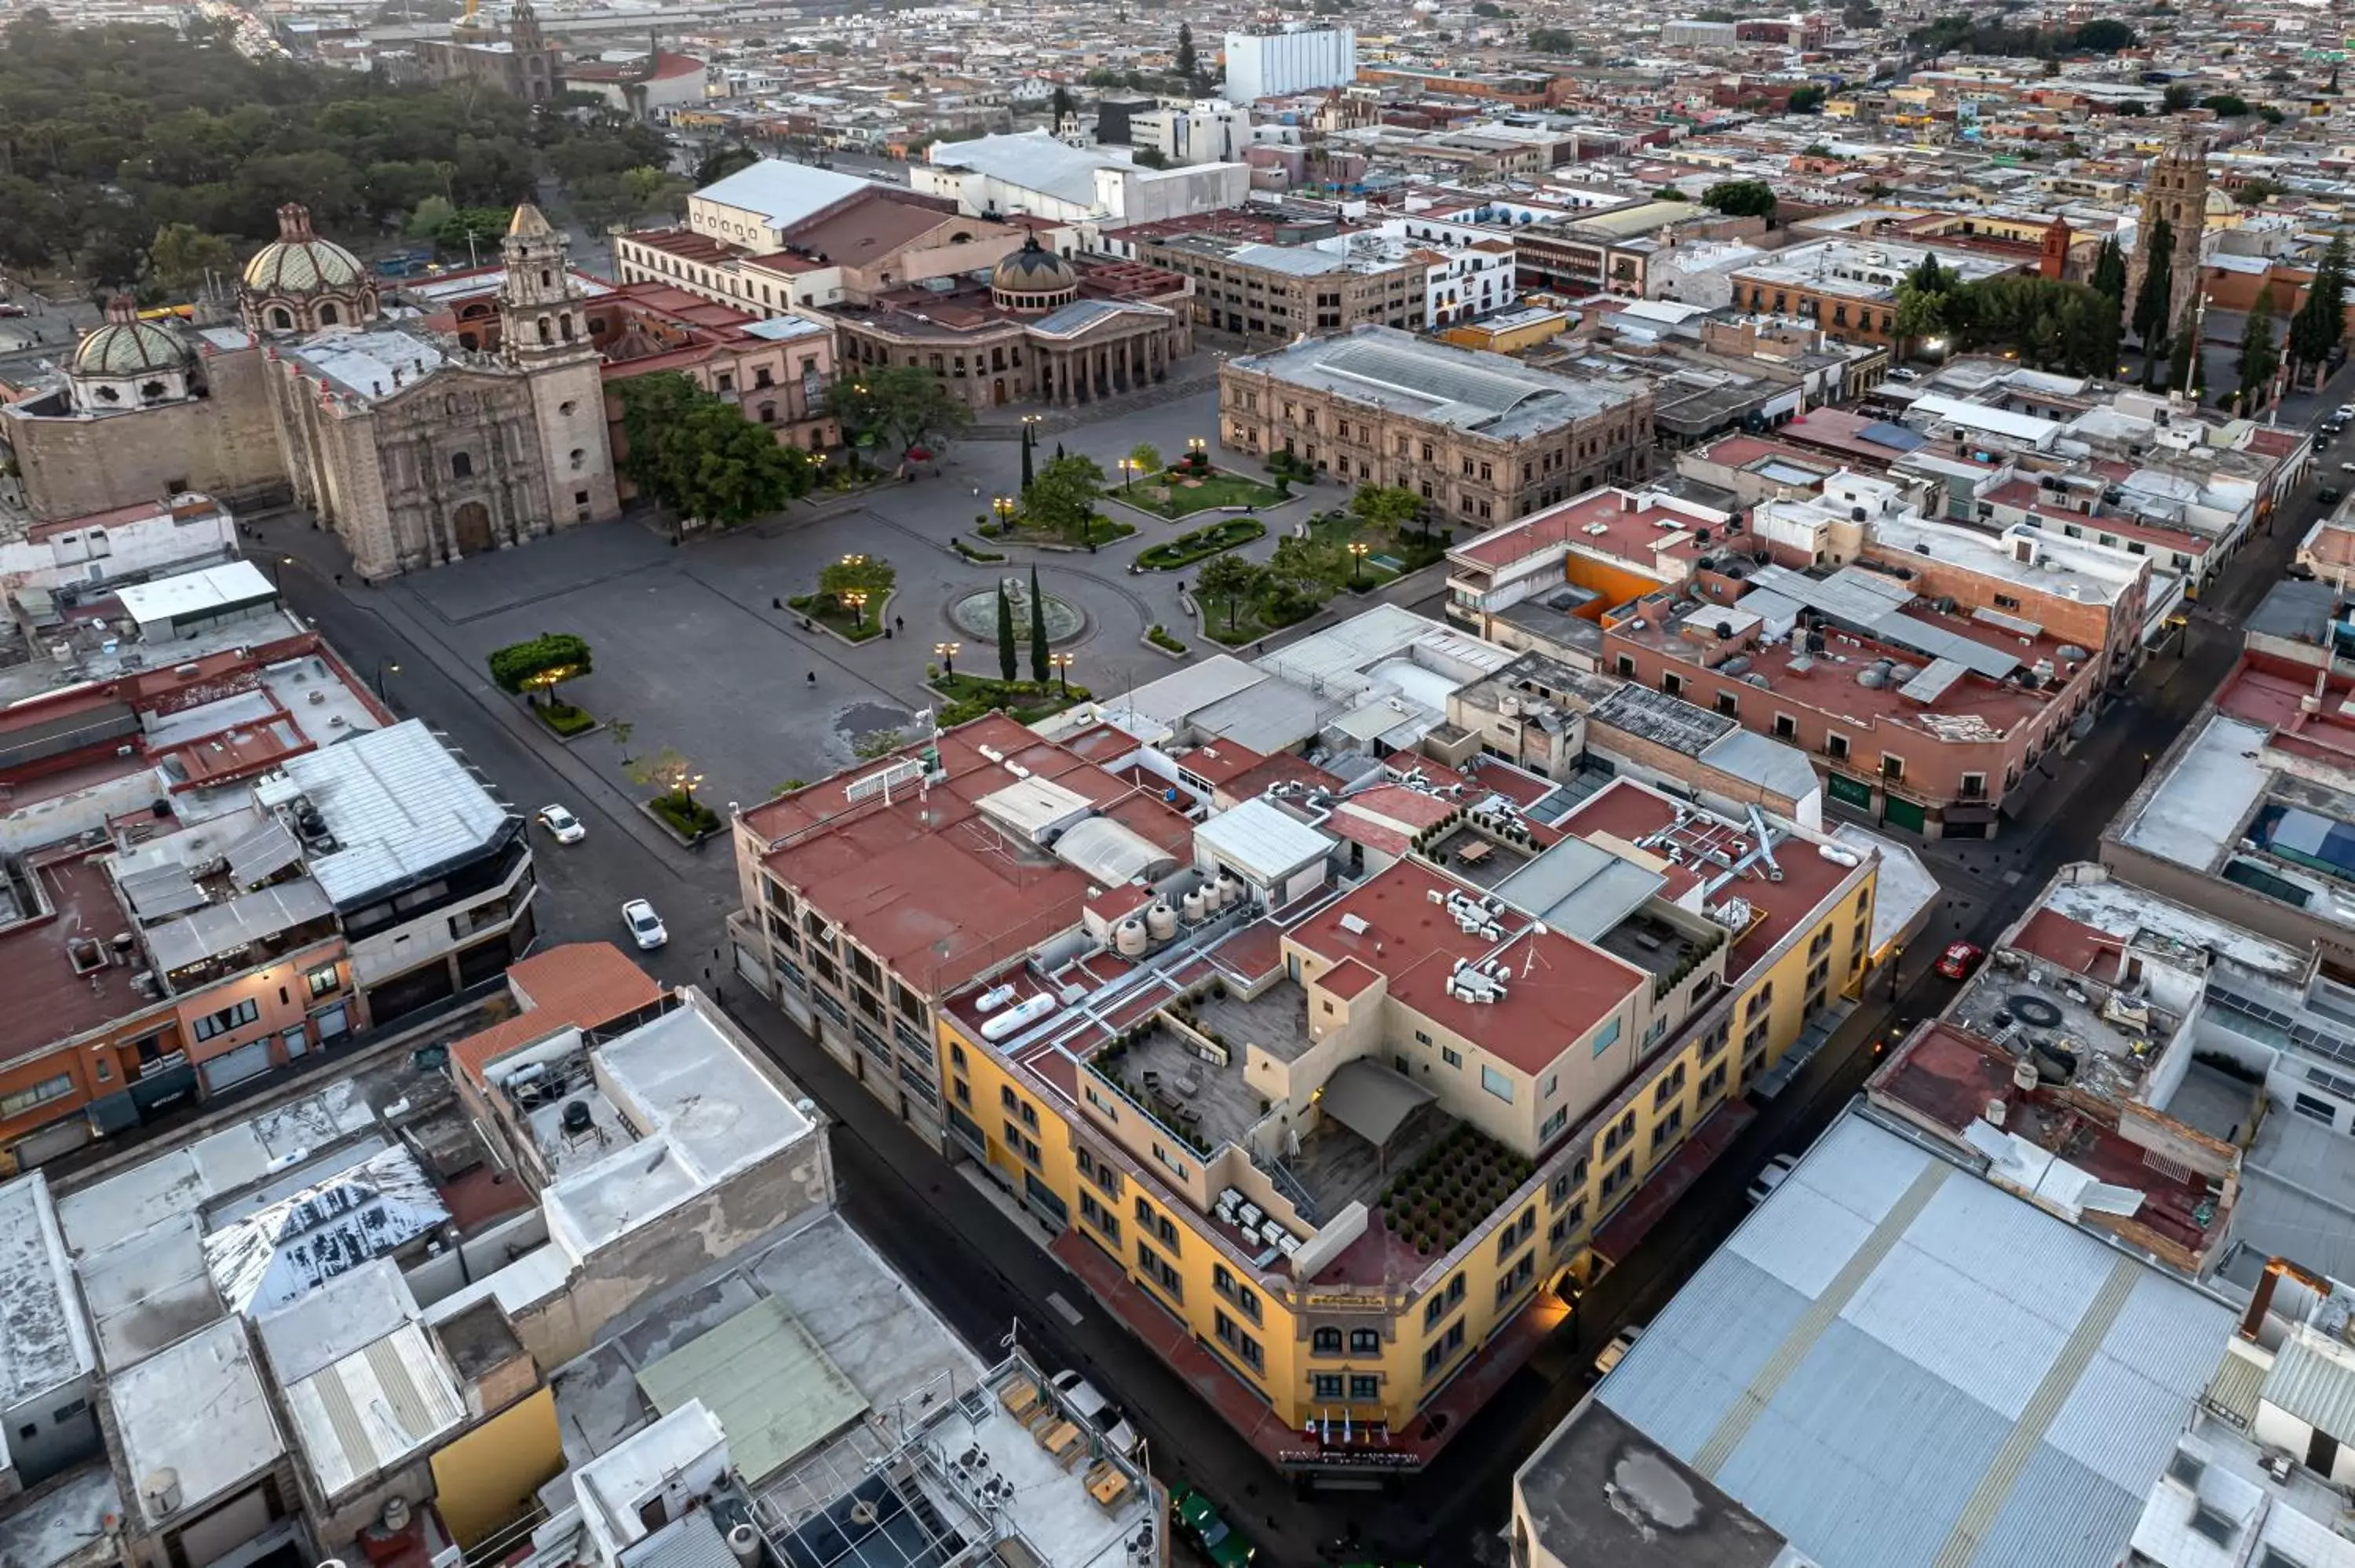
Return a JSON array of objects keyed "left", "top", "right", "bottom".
[{"left": 3, "top": 202, "right": 623, "bottom": 581}]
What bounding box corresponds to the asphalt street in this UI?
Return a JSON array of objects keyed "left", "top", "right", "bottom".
[{"left": 245, "top": 358, "right": 2351, "bottom": 1566}]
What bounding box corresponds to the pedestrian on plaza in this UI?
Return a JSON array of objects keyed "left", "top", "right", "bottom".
[
  {"left": 807, "top": 670, "right": 816, "bottom": 685},
  {"left": 895, "top": 614, "right": 904, "bottom": 633},
  {"left": 772, "top": 596, "right": 783, "bottom": 610}
]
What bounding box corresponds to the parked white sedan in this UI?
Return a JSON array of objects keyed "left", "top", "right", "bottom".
[
  {"left": 622, "top": 899, "right": 668, "bottom": 950},
  {"left": 537, "top": 804, "right": 586, "bottom": 844}
]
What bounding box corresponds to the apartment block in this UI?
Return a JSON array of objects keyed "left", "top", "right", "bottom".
[
  {"left": 1219, "top": 326, "right": 1654, "bottom": 528},
  {"left": 728, "top": 700, "right": 1879, "bottom": 1477},
  {"left": 0, "top": 564, "right": 532, "bottom": 1170}
]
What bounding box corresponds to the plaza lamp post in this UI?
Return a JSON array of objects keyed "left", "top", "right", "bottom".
[
  {"left": 1347, "top": 540, "right": 1369, "bottom": 587},
  {"left": 936, "top": 640, "right": 961, "bottom": 677},
  {"left": 842, "top": 588, "right": 870, "bottom": 629},
  {"left": 1118, "top": 458, "right": 1137, "bottom": 491},
  {"left": 374, "top": 661, "right": 400, "bottom": 703},
  {"left": 670, "top": 765, "right": 706, "bottom": 810},
  {"left": 1050, "top": 651, "right": 1075, "bottom": 695},
  {"left": 993, "top": 494, "right": 1017, "bottom": 530},
  {"left": 271, "top": 554, "right": 294, "bottom": 592},
  {"left": 1186, "top": 436, "right": 1207, "bottom": 464}
]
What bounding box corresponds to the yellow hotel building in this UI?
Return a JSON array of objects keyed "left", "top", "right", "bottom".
[{"left": 729, "top": 710, "right": 1877, "bottom": 1476}]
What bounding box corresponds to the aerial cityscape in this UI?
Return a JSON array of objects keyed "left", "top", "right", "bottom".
[{"left": 1, "top": 0, "right": 2353, "bottom": 1563}]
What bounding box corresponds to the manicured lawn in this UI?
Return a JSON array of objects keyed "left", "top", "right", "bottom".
[
  {"left": 983, "top": 514, "right": 1138, "bottom": 549},
  {"left": 931, "top": 673, "right": 1094, "bottom": 726},
  {"left": 531, "top": 698, "right": 597, "bottom": 737},
  {"left": 1136, "top": 517, "right": 1265, "bottom": 571},
  {"left": 648, "top": 793, "right": 721, "bottom": 839},
  {"left": 1122, "top": 468, "right": 1287, "bottom": 520},
  {"left": 1196, "top": 592, "right": 1320, "bottom": 647},
  {"left": 789, "top": 589, "right": 893, "bottom": 642}
]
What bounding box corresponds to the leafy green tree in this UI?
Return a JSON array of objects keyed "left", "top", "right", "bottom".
[
  {"left": 825, "top": 365, "right": 973, "bottom": 468},
  {"left": 694, "top": 144, "right": 761, "bottom": 185},
  {"left": 626, "top": 746, "right": 707, "bottom": 812},
  {"left": 1654, "top": 185, "right": 1689, "bottom": 201},
  {"left": 1028, "top": 564, "right": 1050, "bottom": 683},
  {"left": 1528, "top": 26, "right": 1577, "bottom": 49},
  {"left": 818, "top": 554, "right": 896, "bottom": 609},
  {"left": 487, "top": 633, "right": 592, "bottom": 704},
  {"left": 434, "top": 206, "right": 513, "bottom": 259},
  {"left": 1051, "top": 85, "right": 1077, "bottom": 122},
  {"left": 995, "top": 582, "right": 1018, "bottom": 680},
  {"left": 2161, "top": 83, "right": 2196, "bottom": 115},
  {"left": 2290, "top": 234, "right": 2353, "bottom": 389},
  {"left": 2131, "top": 216, "right": 2175, "bottom": 365},
  {"left": 407, "top": 195, "right": 457, "bottom": 242},
  {"left": 616, "top": 372, "right": 812, "bottom": 527},
  {"left": 1024, "top": 455, "right": 1106, "bottom": 545},
  {"left": 2200, "top": 94, "right": 2251, "bottom": 118},
  {"left": 1175, "top": 21, "right": 1200, "bottom": 88},
  {"left": 2073, "top": 17, "right": 2136, "bottom": 50},
  {"left": 146, "top": 223, "right": 233, "bottom": 292},
  {"left": 2237, "top": 283, "right": 2281, "bottom": 410},
  {"left": 1195, "top": 553, "right": 1265, "bottom": 631},
  {"left": 1787, "top": 86, "right": 1827, "bottom": 114},
  {"left": 1701, "top": 179, "right": 1779, "bottom": 220},
  {"left": 1126, "top": 442, "right": 1163, "bottom": 487}
]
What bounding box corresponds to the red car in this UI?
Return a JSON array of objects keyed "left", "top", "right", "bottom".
[{"left": 1935, "top": 941, "right": 1984, "bottom": 980}]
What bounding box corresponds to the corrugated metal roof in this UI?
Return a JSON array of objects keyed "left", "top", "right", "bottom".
[
  {"left": 2203, "top": 1347, "right": 2265, "bottom": 1429},
  {"left": 1594, "top": 1113, "right": 2237, "bottom": 1568},
  {"left": 284, "top": 1322, "right": 465, "bottom": 1499},
  {"left": 1193, "top": 797, "right": 1334, "bottom": 883},
  {"left": 2260, "top": 1336, "right": 2355, "bottom": 1445},
  {"left": 282, "top": 720, "right": 511, "bottom": 906},
  {"left": 635, "top": 1298, "right": 867, "bottom": 1484},
  {"left": 619, "top": 1510, "right": 737, "bottom": 1568}
]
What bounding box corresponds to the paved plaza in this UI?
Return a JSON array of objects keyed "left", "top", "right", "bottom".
[{"left": 277, "top": 388, "right": 1373, "bottom": 811}]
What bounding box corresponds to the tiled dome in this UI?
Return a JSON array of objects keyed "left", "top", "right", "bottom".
[
  {"left": 242, "top": 204, "right": 366, "bottom": 297},
  {"left": 73, "top": 309, "right": 191, "bottom": 377}
]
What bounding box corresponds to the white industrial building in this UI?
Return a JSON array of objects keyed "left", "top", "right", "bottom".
[
  {"left": 914, "top": 129, "right": 1249, "bottom": 224},
  {"left": 1222, "top": 24, "right": 1356, "bottom": 104}
]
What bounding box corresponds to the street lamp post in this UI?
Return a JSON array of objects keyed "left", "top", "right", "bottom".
[
  {"left": 374, "top": 661, "right": 400, "bottom": 703},
  {"left": 1347, "top": 540, "right": 1369, "bottom": 587},
  {"left": 271, "top": 554, "right": 294, "bottom": 592},
  {"left": 672, "top": 767, "right": 706, "bottom": 809},
  {"left": 842, "top": 588, "right": 870, "bottom": 629},
  {"left": 1118, "top": 458, "right": 1137, "bottom": 492},
  {"left": 1050, "top": 651, "right": 1074, "bottom": 695},
  {"left": 993, "top": 495, "right": 1017, "bottom": 529},
  {"left": 935, "top": 640, "right": 961, "bottom": 676}
]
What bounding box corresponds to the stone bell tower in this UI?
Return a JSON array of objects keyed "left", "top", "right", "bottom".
[{"left": 496, "top": 204, "right": 617, "bottom": 527}]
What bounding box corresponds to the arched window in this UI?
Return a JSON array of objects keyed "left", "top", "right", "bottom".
[
  {"left": 458, "top": 331, "right": 480, "bottom": 352},
  {"left": 1311, "top": 1328, "right": 1342, "bottom": 1355},
  {"left": 451, "top": 451, "right": 473, "bottom": 479},
  {"left": 269, "top": 307, "right": 293, "bottom": 331},
  {"left": 537, "top": 319, "right": 552, "bottom": 345},
  {"left": 559, "top": 315, "right": 575, "bottom": 341},
  {"left": 1349, "top": 1328, "right": 1381, "bottom": 1355},
  {"left": 319, "top": 302, "right": 339, "bottom": 326},
  {"left": 540, "top": 269, "right": 552, "bottom": 289}
]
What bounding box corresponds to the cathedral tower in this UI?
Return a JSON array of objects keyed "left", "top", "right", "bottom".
[
  {"left": 2124, "top": 125, "right": 2210, "bottom": 342},
  {"left": 498, "top": 205, "right": 618, "bottom": 526}
]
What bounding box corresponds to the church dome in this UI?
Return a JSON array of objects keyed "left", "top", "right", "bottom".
[
  {"left": 991, "top": 236, "right": 1081, "bottom": 312},
  {"left": 73, "top": 297, "right": 192, "bottom": 377},
  {"left": 243, "top": 204, "right": 366, "bottom": 297}
]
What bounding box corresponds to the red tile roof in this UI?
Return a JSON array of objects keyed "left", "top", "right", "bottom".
[
  {"left": 450, "top": 943, "right": 663, "bottom": 1084},
  {"left": 1292, "top": 861, "right": 1645, "bottom": 1074}
]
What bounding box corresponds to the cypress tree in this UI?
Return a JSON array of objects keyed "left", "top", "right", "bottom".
[
  {"left": 1019, "top": 424, "right": 1035, "bottom": 492},
  {"left": 1028, "top": 565, "right": 1050, "bottom": 684},
  {"left": 995, "top": 582, "right": 1017, "bottom": 680},
  {"left": 2130, "top": 216, "right": 2174, "bottom": 352}
]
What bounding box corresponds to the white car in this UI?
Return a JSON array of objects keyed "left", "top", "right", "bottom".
[
  {"left": 622, "top": 899, "right": 668, "bottom": 950},
  {"left": 1594, "top": 1325, "right": 1644, "bottom": 1378},
  {"left": 536, "top": 804, "right": 586, "bottom": 844},
  {"left": 1049, "top": 1369, "right": 1142, "bottom": 1457},
  {"left": 1747, "top": 1152, "right": 1799, "bottom": 1206},
  {"left": 2338, "top": 405, "right": 2355, "bottom": 421},
  {"left": 1886, "top": 366, "right": 1921, "bottom": 382}
]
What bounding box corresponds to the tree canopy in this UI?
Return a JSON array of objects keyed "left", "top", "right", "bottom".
[
  {"left": 1023, "top": 455, "right": 1107, "bottom": 544},
  {"left": 0, "top": 12, "right": 672, "bottom": 286},
  {"left": 1906, "top": 12, "right": 2134, "bottom": 56},
  {"left": 825, "top": 365, "right": 973, "bottom": 465},
  {"left": 2290, "top": 234, "right": 2353, "bottom": 388},
  {"left": 615, "top": 373, "right": 814, "bottom": 528},
  {"left": 487, "top": 633, "right": 593, "bottom": 698},
  {"left": 1701, "top": 179, "right": 1779, "bottom": 220}
]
